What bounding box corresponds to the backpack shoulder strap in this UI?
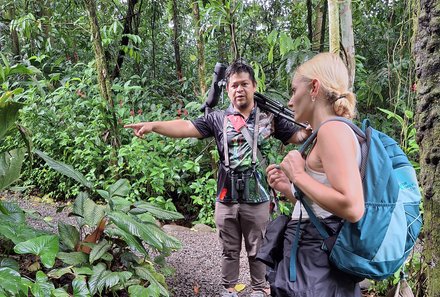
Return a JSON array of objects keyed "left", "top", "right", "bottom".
[{"left": 295, "top": 117, "right": 367, "bottom": 244}]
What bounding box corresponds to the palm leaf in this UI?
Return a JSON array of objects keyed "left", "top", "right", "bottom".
[
  {"left": 134, "top": 265, "right": 169, "bottom": 297},
  {"left": 108, "top": 179, "right": 131, "bottom": 199},
  {"left": 105, "top": 226, "right": 148, "bottom": 257},
  {"left": 131, "top": 202, "right": 184, "bottom": 220},
  {"left": 73, "top": 192, "right": 107, "bottom": 228},
  {"left": 89, "top": 239, "right": 112, "bottom": 264},
  {"left": 0, "top": 148, "right": 26, "bottom": 191},
  {"left": 0, "top": 101, "right": 23, "bottom": 140},
  {"left": 58, "top": 222, "right": 80, "bottom": 251},
  {"left": 72, "top": 276, "right": 91, "bottom": 297},
  {"left": 57, "top": 252, "right": 88, "bottom": 266},
  {"left": 34, "top": 150, "right": 94, "bottom": 189},
  {"left": 108, "top": 211, "right": 164, "bottom": 250},
  {"left": 88, "top": 263, "right": 109, "bottom": 295}
]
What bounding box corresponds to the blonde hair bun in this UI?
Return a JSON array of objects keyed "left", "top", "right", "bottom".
[{"left": 295, "top": 53, "right": 357, "bottom": 119}]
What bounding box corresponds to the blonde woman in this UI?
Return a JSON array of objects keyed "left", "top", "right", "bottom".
[{"left": 259, "top": 53, "right": 364, "bottom": 296}]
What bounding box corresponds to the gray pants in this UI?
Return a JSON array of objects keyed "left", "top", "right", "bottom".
[{"left": 215, "top": 201, "right": 270, "bottom": 291}]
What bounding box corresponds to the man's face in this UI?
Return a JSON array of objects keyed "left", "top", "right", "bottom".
[{"left": 226, "top": 72, "right": 256, "bottom": 112}]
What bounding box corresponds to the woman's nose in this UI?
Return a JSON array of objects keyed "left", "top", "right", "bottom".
[{"left": 288, "top": 97, "right": 294, "bottom": 108}]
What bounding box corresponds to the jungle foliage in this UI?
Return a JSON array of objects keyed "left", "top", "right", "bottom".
[{"left": 0, "top": 0, "right": 422, "bottom": 295}]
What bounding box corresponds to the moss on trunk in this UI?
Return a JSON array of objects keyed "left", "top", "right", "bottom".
[{"left": 415, "top": 0, "right": 440, "bottom": 295}]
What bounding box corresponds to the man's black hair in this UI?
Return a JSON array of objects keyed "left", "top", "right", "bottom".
[{"left": 225, "top": 58, "right": 257, "bottom": 85}]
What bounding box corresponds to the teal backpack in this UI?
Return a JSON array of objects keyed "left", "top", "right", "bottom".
[{"left": 289, "top": 117, "right": 423, "bottom": 281}]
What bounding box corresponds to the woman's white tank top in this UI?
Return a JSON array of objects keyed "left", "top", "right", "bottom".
[{"left": 291, "top": 125, "right": 361, "bottom": 220}]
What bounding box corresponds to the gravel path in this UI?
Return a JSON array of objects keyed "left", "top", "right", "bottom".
[{"left": 1, "top": 191, "right": 254, "bottom": 297}]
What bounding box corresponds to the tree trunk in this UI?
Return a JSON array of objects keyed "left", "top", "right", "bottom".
[
  {"left": 227, "top": 0, "right": 238, "bottom": 60},
  {"left": 151, "top": 3, "right": 157, "bottom": 79},
  {"left": 217, "top": 25, "right": 228, "bottom": 63},
  {"left": 9, "top": 5, "right": 20, "bottom": 59},
  {"left": 306, "top": 0, "right": 313, "bottom": 50},
  {"left": 339, "top": 0, "right": 355, "bottom": 89},
  {"left": 320, "top": 1, "right": 327, "bottom": 52},
  {"left": 327, "top": 0, "right": 339, "bottom": 53},
  {"left": 193, "top": 1, "right": 207, "bottom": 96},
  {"left": 313, "top": 0, "right": 324, "bottom": 52},
  {"left": 84, "top": 0, "right": 120, "bottom": 149},
  {"left": 171, "top": 0, "right": 183, "bottom": 81},
  {"left": 112, "top": 0, "right": 138, "bottom": 80},
  {"left": 414, "top": 0, "right": 440, "bottom": 295}
]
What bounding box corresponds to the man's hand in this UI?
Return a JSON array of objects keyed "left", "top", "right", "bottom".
[
  {"left": 124, "top": 122, "right": 154, "bottom": 138},
  {"left": 288, "top": 123, "right": 313, "bottom": 144}
]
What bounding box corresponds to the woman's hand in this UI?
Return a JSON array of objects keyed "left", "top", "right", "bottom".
[
  {"left": 280, "top": 150, "right": 306, "bottom": 184},
  {"left": 266, "top": 164, "right": 292, "bottom": 196}
]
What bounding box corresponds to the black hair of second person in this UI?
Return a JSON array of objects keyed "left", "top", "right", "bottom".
[{"left": 225, "top": 58, "right": 257, "bottom": 85}]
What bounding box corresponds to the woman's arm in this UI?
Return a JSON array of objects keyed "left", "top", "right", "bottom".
[{"left": 281, "top": 122, "right": 364, "bottom": 222}]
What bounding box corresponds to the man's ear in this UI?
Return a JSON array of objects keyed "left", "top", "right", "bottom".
[{"left": 310, "top": 79, "right": 320, "bottom": 96}]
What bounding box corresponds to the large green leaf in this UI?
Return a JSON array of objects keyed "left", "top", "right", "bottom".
[
  {"left": 72, "top": 276, "right": 91, "bottom": 297},
  {"left": 30, "top": 271, "right": 55, "bottom": 297},
  {"left": 73, "top": 192, "right": 107, "bottom": 228},
  {"left": 131, "top": 201, "right": 184, "bottom": 220},
  {"left": 8, "top": 64, "right": 41, "bottom": 77},
  {"left": 128, "top": 285, "right": 155, "bottom": 297},
  {"left": 0, "top": 100, "right": 23, "bottom": 140},
  {"left": 108, "top": 179, "right": 131, "bottom": 199},
  {"left": 105, "top": 226, "right": 148, "bottom": 257},
  {"left": 108, "top": 211, "right": 163, "bottom": 250},
  {"left": 110, "top": 211, "right": 181, "bottom": 250},
  {"left": 0, "top": 267, "right": 24, "bottom": 296},
  {"left": 34, "top": 150, "right": 94, "bottom": 189},
  {"left": 47, "top": 266, "right": 74, "bottom": 279},
  {"left": 0, "top": 201, "right": 26, "bottom": 224},
  {"left": 57, "top": 252, "right": 88, "bottom": 266},
  {"left": 58, "top": 222, "right": 80, "bottom": 251},
  {"left": 89, "top": 239, "right": 112, "bottom": 264},
  {"left": 0, "top": 258, "right": 19, "bottom": 271},
  {"left": 72, "top": 266, "right": 93, "bottom": 276},
  {"left": 0, "top": 221, "right": 46, "bottom": 244},
  {"left": 0, "top": 201, "right": 8, "bottom": 215},
  {"left": 14, "top": 235, "right": 59, "bottom": 268},
  {"left": 134, "top": 265, "right": 169, "bottom": 297},
  {"left": 88, "top": 263, "right": 110, "bottom": 295},
  {"left": 51, "top": 288, "right": 70, "bottom": 297},
  {"left": 0, "top": 148, "right": 26, "bottom": 191}
]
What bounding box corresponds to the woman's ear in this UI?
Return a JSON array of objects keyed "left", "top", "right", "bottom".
[{"left": 310, "top": 79, "right": 320, "bottom": 96}]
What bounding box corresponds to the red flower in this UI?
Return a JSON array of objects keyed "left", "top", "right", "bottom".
[
  {"left": 137, "top": 109, "right": 142, "bottom": 115},
  {"left": 130, "top": 110, "right": 135, "bottom": 116},
  {"left": 411, "top": 83, "right": 417, "bottom": 92}
]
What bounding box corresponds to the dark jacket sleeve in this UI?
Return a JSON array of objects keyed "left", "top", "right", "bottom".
[{"left": 273, "top": 117, "right": 301, "bottom": 144}]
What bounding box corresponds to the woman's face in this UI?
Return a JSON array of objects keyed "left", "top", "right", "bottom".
[{"left": 288, "top": 76, "right": 312, "bottom": 123}]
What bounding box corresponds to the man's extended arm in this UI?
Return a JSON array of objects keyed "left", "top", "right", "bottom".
[{"left": 124, "top": 120, "right": 202, "bottom": 139}]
